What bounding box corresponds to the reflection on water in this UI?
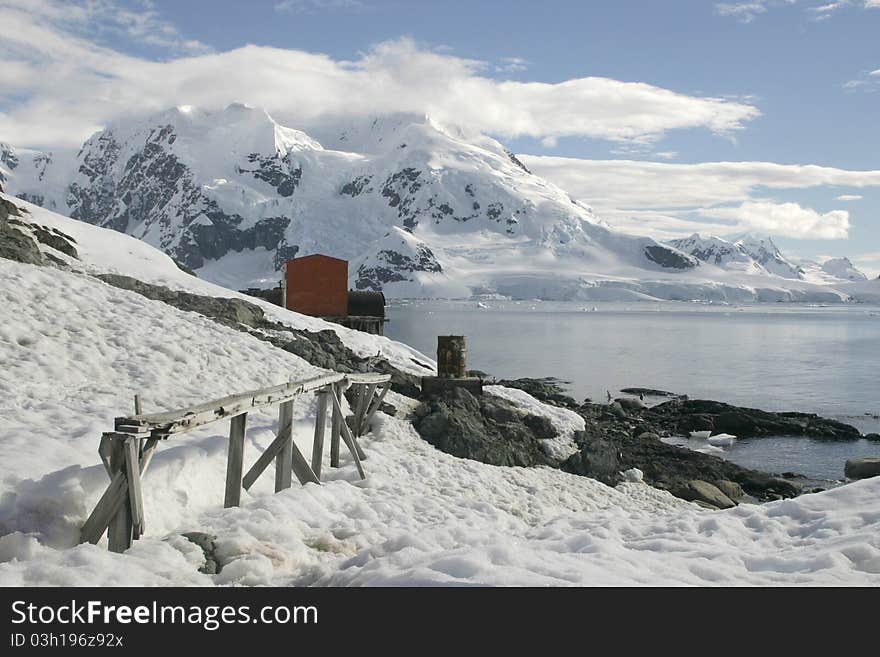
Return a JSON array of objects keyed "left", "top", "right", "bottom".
[{"left": 387, "top": 300, "right": 880, "bottom": 479}]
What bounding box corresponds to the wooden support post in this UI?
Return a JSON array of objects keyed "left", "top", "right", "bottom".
[
  {"left": 311, "top": 388, "right": 330, "bottom": 479},
  {"left": 98, "top": 434, "right": 113, "bottom": 478},
  {"left": 123, "top": 437, "right": 145, "bottom": 540},
  {"left": 330, "top": 387, "right": 366, "bottom": 480},
  {"left": 354, "top": 384, "right": 377, "bottom": 438},
  {"left": 107, "top": 438, "right": 132, "bottom": 553},
  {"left": 290, "top": 440, "right": 320, "bottom": 486},
  {"left": 330, "top": 382, "right": 343, "bottom": 468},
  {"left": 361, "top": 383, "right": 390, "bottom": 435},
  {"left": 224, "top": 413, "right": 247, "bottom": 508},
  {"left": 242, "top": 420, "right": 292, "bottom": 491},
  {"left": 275, "top": 401, "right": 294, "bottom": 492}
]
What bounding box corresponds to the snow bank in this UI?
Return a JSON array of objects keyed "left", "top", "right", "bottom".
[
  {"left": 484, "top": 385, "right": 583, "bottom": 460},
  {"left": 2, "top": 200, "right": 880, "bottom": 586}
]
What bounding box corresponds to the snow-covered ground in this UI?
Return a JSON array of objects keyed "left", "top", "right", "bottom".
[{"left": 1, "top": 196, "right": 879, "bottom": 586}]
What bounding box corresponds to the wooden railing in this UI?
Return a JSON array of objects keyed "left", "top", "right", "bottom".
[{"left": 79, "top": 372, "right": 392, "bottom": 552}]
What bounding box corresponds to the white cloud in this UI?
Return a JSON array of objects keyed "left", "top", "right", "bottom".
[
  {"left": 520, "top": 156, "right": 880, "bottom": 240},
  {"left": 0, "top": 2, "right": 760, "bottom": 148},
  {"left": 699, "top": 201, "right": 850, "bottom": 239},
  {"left": 0, "top": 0, "right": 211, "bottom": 55},
  {"left": 836, "top": 194, "right": 863, "bottom": 200},
  {"left": 716, "top": 2, "right": 770, "bottom": 22},
  {"left": 274, "top": 0, "right": 366, "bottom": 13}
]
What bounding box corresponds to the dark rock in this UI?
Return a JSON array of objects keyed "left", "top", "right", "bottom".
[
  {"left": 181, "top": 532, "right": 221, "bottom": 574},
  {"left": 620, "top": 387, "right": 678, "bottom": 397},
  {"left": 864, "top": 433, "right": 880, "bottom": 442},
  {"left": 494, "top": 377, "right": 579, "bottom": 408},
  {"left": 644, "top": 244, "right": 698, "bottom": 269},
  {"left": 561, "top": 434, "right": 621, "bottom": 485},
  {"left": 715, "top": 480, "right": 744, "bottom": 501},
  {"left": 523, "top": 414, "right": 557, "bottom": 440},
  {"left": 411, "top": 387, "right": 554, "bottom": 468},
  {"left": 646, "top": 398, "right": 861, "bottom": 440},
  {"left": 673, "top": 480, "right": 736, "bottom": 509}
]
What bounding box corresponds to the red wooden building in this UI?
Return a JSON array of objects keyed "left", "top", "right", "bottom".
[{"left": 281, "top": 254, "right": 386, "bottom": 334}]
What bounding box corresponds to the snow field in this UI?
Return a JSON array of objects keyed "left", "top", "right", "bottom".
[{"left": 1, "top": 201, "right": 879, "bottom": 586}]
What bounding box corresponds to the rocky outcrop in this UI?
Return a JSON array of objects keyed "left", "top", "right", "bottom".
[
  {"left": 673, "top": 480, "right": 737, "bottom": 509},
  {"left": 0, "top": 201, "right": 78, "bottom": 266},
  {"left": 645, "top": 399, "right": 862, "bottom": 440},
  {"left": 411, "top": 387, "right": 558, "bottom": 467}
]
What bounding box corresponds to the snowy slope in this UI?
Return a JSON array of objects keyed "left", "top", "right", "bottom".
[
  {"left": 820, "top": 257, "right": 868, "bottom": 282},
  {"left": 668, "top": 233, "right": 805, "bottom": 280},
  {"left": 2, "top": 197, "right": 880, "bottom": 586},
  {"left": 6, "top": 104, "right": 874, "bottom": 303}
]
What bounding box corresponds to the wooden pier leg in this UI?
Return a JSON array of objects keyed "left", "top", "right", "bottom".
[
  {"left": 224, "top": 413, "right": 247, "bottom": 508},
  {"left": 107, "top": 438, "right": 133, "bottom": 553},
  {"left": 330, "top": 382, "right": 343, "bottom": 468},
  {"left": 275, "top": 401, "right": 294, "bottom": 492},
  {"left": 311, "top": 388, "right": 330, "bottom": 479},
  {"left": 330, "top": 388, "right": 366, "bottom": 480},
  {"left": 123, "top": 437, "right": 145, "bottom": 540}
]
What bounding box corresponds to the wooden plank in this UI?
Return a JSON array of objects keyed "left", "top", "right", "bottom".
[
  {"left": 354, "top": 384, "right": 377, "bottom": 438},
  {"left": 98, "top": 434, "right": 113, "bottom": 478},
  {"left": 224, "top": 413, "right": 247, "bottom": 508},
  {"left": 80, "top": 437, "right": 160, "bottom": 546},
  {"left": 361, "top": 383, "right": 390, "bottom": 435},
  {"left": 115, "top": 373, "right": 345, "bottom": 437},
  {"left": 80, "top": 474, "right": 127, "bottom": 545},
  {"left": 123, "top": 437, "right": 145, "bottom": 540},
  {"left": 330, "top": 388, "right": 366, "bottom": 480},
  {"left": 290, "top": 440, "right": 320, "bottom": 486},
  {"left": 241, "top": 419, "right": 292, "bottom": 491},
  {"left": 330, "top": 383, "right": 342, "bottom": 468},
  {"left": 311, "top": 389, "right": 330, "bottom": 479},
  {"left": 275, "top": 401, "right": 294, "bottom": 492},
  {"left": 107, "top": 439, "right": 132, "bottom": 553}
]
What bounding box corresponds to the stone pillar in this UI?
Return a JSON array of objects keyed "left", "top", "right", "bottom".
[{"left": 437, "top": 335, "right": 467, "bottom": 378}]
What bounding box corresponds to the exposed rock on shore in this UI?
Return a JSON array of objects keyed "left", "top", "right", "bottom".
[
  {"left": 411, "top": 387, "right": 558, "bottom": 468},
  {"left": 646, "top": 398, "right": 862, "bottom": 440}
]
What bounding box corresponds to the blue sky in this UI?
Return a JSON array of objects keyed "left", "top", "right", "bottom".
[{"left": 1, "top": 0, "right": 878, "bottom": 272}]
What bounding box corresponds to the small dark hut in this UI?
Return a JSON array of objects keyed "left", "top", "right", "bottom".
[{"left": 346, "top": 290, "right": 386, "bottom": 335}]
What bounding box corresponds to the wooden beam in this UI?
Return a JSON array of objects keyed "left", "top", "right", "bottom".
[
  {"left": 115, "top": 373, "right": 346, "bottom": 438},
  {"left": 275, "top": 401, "right": 294, "bottom": 492},
  {"left": 290, "top": 440, "right": 320, "bottom": 486},
  {"left": 80, "top": 436, "right": 159, "bottom": 546},
  {"left": 107, "top": 439, "right": 132, "bottom": 553},
  {"left": 224, "top": 413, "right": 247, "bottom": 508},
  {"left": 330, "top": 388, "right": 366, "bottom": 479},
  {"left": 330, "top": 382, "right": 342, "bottom": 468},
  {"left": 123, "top": 437, "right": 145, "bottom": 540},
  {"left": 241, "top": 419, "right": 292, "bottom": 491},
  {"left": 354, "top": 383, "right": 377, "bottom": 438},
  {"left": 98, "top": 434, "right": 113, "bottom": 478},
  {"left": 311, "top": 388, "right": 330, "bottom": 479},
  {"left": 361, "top": 383, "right": 390, "bottom": 435}
]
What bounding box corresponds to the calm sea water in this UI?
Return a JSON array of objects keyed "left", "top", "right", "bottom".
[{"left": 386, "top": 300, "right": 880, "bottom": 480}]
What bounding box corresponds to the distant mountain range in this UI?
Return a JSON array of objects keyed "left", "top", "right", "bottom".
[{"left": 1, "top": 104, "right": 876, "bottom": 302}]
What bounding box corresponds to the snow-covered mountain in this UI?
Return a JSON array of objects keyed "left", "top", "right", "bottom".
[
  {"left": 667, "top": 233, "right": 805, "bottom": 280},
  {"left": 1, "top": 104, "right": 876, "bottom": 302},
  {"left": 819, "top": 257, "right": 868, "bottom": 282}
]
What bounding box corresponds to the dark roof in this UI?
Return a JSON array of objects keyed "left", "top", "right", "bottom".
[
  {"left": 347, "top": 290, "right": 386, "bottom": 318},
  {"left": 287, "top": 253, "right": 348, "bottom": 264}
]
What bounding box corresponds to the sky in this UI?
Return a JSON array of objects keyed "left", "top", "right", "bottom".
[{"left": 0, "top": 0, "right": 878, "bottom": 274}]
